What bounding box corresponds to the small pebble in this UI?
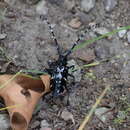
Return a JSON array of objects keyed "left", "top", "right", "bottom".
[
  {"left": 103, "top": 0, "right": 117, "bottom": 12},
  {"left": 31, "top": 121, "right": 40, "bottom": 129},
  {"left": 4, "top": 0, "right": 16, "bottom": 6},
  {"left": 41, "top": 120, "right": 50, "bottom": 128},
  {"left": 94, "top": 44, "right": 110, "bottom": 59},
  {"left": 0, "top": 114, "right": 10, "bottom": 129},
  {"left": 117, "top": 111, "right": 126, "bottom": 120},
  {"left": 81, "top": 0, "right": 95, "bottom": 13},
  {"left": 0, "top": 33, "right": 7, "bottom": 40},
  {"left": 95, "top": 107, "right": 113, "bottom": 123},
  {"left": 67, "top": 60, "right": 81, "bottom": 82},
  {"left": 26, "top": 0, "right": 40, "bottom": 5},
  {"left": 61, "top": 109, "right": 75, "bottom": 124},
  {"left": 127, "top": 31, "right": 130, "bottom": 43},
  {"left": 93, "top": 27, "right": 109, "bottom": 35},
  {"left": 36, "top": 0, "right": 48, "bottom": 15},
  {"left": 73, "top": 48, "right": 95, "bottom": 62},
  {"left": 68, "top": 18, "right": 82, "bottom": 29},
  {"left": 64, "top": 0, "right": 75, "bottom": 10},
  {"left": 88, "top": 21, "right": 98, "bottom": 30},
  {"left": 124, "top": 42, "right": 128, "bottom": 46},
  {"left": 40, "top": 128, "right": 52, "bottom": 130},
  {"left": 118, "top": 28, "right": 127, "bottom": 38},
  {"left": 108, "top": 126, "right": 116, "bottom": 130}
]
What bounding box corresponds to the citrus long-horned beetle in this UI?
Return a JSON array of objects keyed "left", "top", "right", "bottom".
[{"left": 39, "top": 15, "right": 81, "bottom": 98}]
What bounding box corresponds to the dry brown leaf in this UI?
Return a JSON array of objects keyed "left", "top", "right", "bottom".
[{"left": 0, "top": 74, "right": 51, "bottom": 130}]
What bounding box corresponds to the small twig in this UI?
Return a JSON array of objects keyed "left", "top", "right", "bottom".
[
  {"left": 78, "top": 85, "right": 110, "bottom": 130},
  {"left": 0, "top": 104, "right": 22, "bottom": 111},
  {"left": 0, "top": 71, "right": 22, "bottom": 90},
  {"left": 82, "top": 54, "right": 122, "bottom": 68}
]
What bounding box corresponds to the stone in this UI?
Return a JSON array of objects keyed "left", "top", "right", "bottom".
[
  {"left": 81, "top": 0, "right": 95, "bottom": 13},
  {"left": 4, "top": 0, "right": 16, "bottom": 6},
  {"left": 0, "top": 33, "right": 7, "bottom": 40},
  {"left": 124, "top": 42, "right": 129, "bottom": 46},
  {"left": 108, "top": 126, "right": 116, "bottom": 130},
  {"left": 68, "top": 18, "right": 82, "bottom": 29},
  {"left": 103, "top": 0, "right": 117, "bottom": 12},
  {"left": 73, "top": 48, "right": 95, "bottom": 62},
  {"left": 41, "top": 120, "right": 50, "bottom": 128},
  {"left": 127, "top": 31, "right": 130, "bottom": 43},
  {"left": 40, "top": 128, "right": 52, "bottom": 130},
  {"left": 31, "top": 121, "right": 40, "bottom": 129},
  {"left": 94, "top": 44, "right": 110, "bottom": 59},
  {"left": 0, "top": 114, "right": 10, "bottom": 130},
  {"left": 67, "top": 60, "right": 81, "bottom": 82},
  {"left": 88, "top": 21, "right": 98, "bottom": 30},
  {"left": 61, "top": 109, "right": 75, "bottom": 124},
  {"left": 95, "top": 107, "right": 113, "bottom": 123},
  {"left": 64, "top": 0, "right": 75, "bottom": 10},
  {"left": 36, "top": 0, "right": 48, "bottom": 15},
  {"left": 25, "top": 0, "right": 40, "bottom": 5},
  {"left": 118, "top": 29, "right": 127, "bottom": 38},
  {"left": 117, "top": 111, "right": 126, "bottom": 120},
  {"left": 93, "top": 27, "right": 110, "bottom": 35}
]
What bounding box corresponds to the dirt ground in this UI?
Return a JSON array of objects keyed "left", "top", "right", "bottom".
[{"left": 0, "top": 0, "right": 130, "bottom": 130}]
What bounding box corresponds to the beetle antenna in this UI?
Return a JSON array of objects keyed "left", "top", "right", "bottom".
[
  {"left": 65, "top": 38, "right": 81, "bottom": 57},
  {"left": 40, "top": 15, "right": 61, "bottom": 56},
  {"left": 65, "top": 32, "right": 85, "bottom": 57}
]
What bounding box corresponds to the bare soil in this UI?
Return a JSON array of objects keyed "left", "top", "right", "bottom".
[{"left": 0, "top": 0, "right": 130, "bottom": 130}]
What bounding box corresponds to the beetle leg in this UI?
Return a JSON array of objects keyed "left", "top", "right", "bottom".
[
  {"left": 63, "top": 85, "right": 70, "bottom": 105},
  {"left": 47, "top": 60, "right": 52, "bottom": 66},
  {"left": 65, "top": 38, "right": 80, "bottom": 57},
  {"left": 68, "top": 73, "right": 75, "bottom": 82},
  {"left": 44, "top": 68, "right": 53, "bottom": 75},
  {"left": 68, "top": 65, "right": 75, "bottom": 70}
]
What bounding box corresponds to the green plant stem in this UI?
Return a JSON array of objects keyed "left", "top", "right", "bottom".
[{"left": 73, "top": 25, "right": 130, "bottom": 51}]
